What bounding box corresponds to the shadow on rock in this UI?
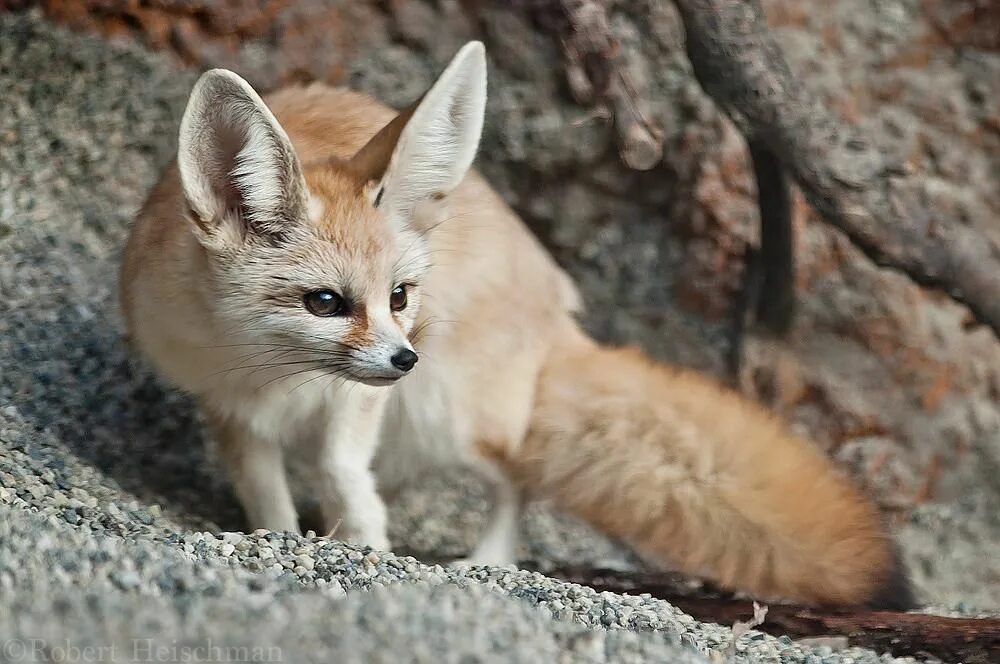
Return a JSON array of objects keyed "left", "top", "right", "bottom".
[{"left": 2, "top": 292, "right": 244, "bottom": 531}]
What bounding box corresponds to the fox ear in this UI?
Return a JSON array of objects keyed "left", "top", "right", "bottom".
[
  {"left": 351, "top": 41, "right": 487, "bottom": 226},
  {"left": 178, "top": 69, "right": 306, "bottom": 241}
]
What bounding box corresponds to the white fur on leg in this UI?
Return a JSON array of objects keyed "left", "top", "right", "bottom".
[
  {"left": 320, "top": 460, "right": 389, "bottom": 550},
  {"left": 315, "top": 392, "right": 391, "bottom": 551},
  {"left": 225, "top": 438, "right": 299, "bottom": 533},
  {"left": 456, "top": 462, "right": 521, "bottom": 567}
]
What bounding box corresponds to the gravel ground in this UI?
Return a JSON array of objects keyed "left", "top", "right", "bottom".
[
  {"left": 0, "top": 504, "right": 709, "bottom": 664},
  {"left": 0, "top": 9, "right": 996, "bottom": 663}
]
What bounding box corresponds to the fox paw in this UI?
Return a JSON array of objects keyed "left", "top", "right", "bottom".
[{"left": 447, "top": 553, "right": 517, "bottom": 569}]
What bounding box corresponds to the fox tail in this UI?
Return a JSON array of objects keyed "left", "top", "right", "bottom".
[{"left": 511, "top": 331, "right": 912, "bottom": 608}]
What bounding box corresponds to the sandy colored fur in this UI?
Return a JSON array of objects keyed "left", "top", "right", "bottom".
[
  {"left": 122, "top": 73, "right": 902, "bottom": 606},
  {"left": 513, "top": 332, "right": 894, "bottom": 605}
]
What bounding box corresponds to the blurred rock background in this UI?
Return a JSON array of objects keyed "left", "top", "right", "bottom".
[{"left": 2, "top": 0, "right": 998, "bottom": 609}]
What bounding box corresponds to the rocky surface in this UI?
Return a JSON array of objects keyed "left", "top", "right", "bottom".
[
  {"left": 0, "top": 4, "right": 998, "bottom": 663},
  {"left": 0, "top": 504, "right": 714, "bottom": 664}
]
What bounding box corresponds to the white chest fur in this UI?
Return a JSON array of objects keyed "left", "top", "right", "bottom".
[{"left": 376, "top": 359, "right": 472, "bottom": 488}]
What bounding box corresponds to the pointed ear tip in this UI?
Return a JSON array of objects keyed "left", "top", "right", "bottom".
[
  {"left": 191, "top": 68, "right": 256, "bottom": 98},
  {"left": 196, "top": 68, "right": 238, "bottom": 85},
  {"left": 455, "top": 41, "right": 487, "bottom": 67}
]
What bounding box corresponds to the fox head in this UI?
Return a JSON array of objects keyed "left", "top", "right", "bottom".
[{"left": 175, "top": 43, "right": 487, "bottom": 386}]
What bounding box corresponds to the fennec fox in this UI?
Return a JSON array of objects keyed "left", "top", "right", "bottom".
[{"left": 121, "top": 42, "right": 911, "bottom": 608}]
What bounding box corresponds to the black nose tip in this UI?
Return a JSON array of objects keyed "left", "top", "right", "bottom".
[{"left": 390, "top": 349, "right": 418, "bottom": 372}]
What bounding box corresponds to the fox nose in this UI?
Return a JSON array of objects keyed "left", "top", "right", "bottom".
[{"left": 390, "top": 349, "right": 418, "bottom": 372}]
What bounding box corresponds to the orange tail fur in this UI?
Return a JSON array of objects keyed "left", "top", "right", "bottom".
[{"left": 513, "top": 333, "right": 912, "bottom": 608}]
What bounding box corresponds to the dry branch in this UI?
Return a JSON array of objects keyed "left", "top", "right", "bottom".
[
  {"left": 544, "top": 565, "right": 1000, "bottom": 663},
  {"left": 672, "top": 0, "right": 1000, "bottom": 338}
]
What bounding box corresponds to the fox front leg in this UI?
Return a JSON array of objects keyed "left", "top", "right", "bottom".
[
  {"left": 208, "top": 412, "right": 300, "bottom": 533},
  {"left": 314, "top": 391, "right": 391, "bottom": 550}
]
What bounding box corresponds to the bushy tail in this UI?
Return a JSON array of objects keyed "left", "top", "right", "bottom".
[{"left": 512, "top": 333, "right": 912, "bottom": 608}]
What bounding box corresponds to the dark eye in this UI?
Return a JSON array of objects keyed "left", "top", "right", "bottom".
[
  {"left": 304, "top": 290, "right": 345, "bottom": 316},
  {"left": 390, "top": 285, "right": 408, "bottom": 312}
]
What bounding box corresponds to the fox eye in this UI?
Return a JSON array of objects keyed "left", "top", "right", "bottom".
[
  {"left": 304, "top": 290, "right": 345, "bottom": 317},
  {"left": 390, "top": 285, "right": 408, "bottom": 312}
]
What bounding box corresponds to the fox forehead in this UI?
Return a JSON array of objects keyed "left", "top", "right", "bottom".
[
  {"left": 263, "top": 164, "right": 425, "bottom": 293},
  {"left": 302, "top": 165, "right": 390, "bottom": 255}
]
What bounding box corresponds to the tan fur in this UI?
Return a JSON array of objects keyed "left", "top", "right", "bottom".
[
  {"left": 122, "top": 72, "right": 901, "bottom": 606},
  {"left": 510, "top": 330, "right": 894, "bottom": 605}
]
